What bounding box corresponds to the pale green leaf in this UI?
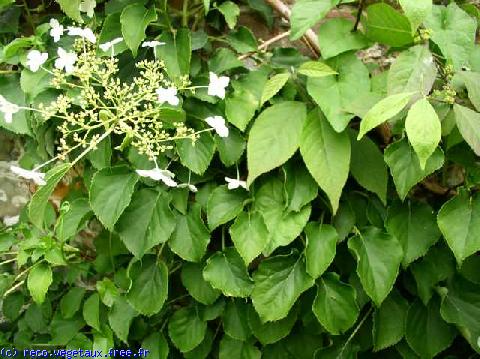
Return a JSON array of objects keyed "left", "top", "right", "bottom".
[
  {"left": 260, "top": 73, "right": 290, "bottom": 106},
  {"left": 142, "top": 333, "right": 169, "bottom": 359},
  {"left": 217, "top": 1, "right": 240, "bottom": 29},
  {"left": 83, "top": 293, "right": 101, "bottom": 332},
  {"left": 300, "top": 110, "right": 350, "bottom": 213},
  {"left": 27, "top": 263, "right": 52, "bottom": 304},
  {"left": 108, "top": 297, "right": 138, "bottom": 344},
  {"left": 365, "top": 3, "right": 413, "bottom": 47},
  {"left": 203, "top": 248, "right": 254, "bottom": 298},
  {"left": 453, "top": 104, "right": 480, "bottom": 156},
  {"left": 247, "top": 101, "right": 306, "bottom": 186},
  {"left": 358, "top": 92, "right": 413, "bottom": 139},
  {"left": 399, "top": 0, "right": 432, "bottom": 32},
  {"left": 120, "top": 4, "right": 157, "bottom": 56},
  {"left": 229, "top": 211, "right": 269, "bottom": 266},
  {"left": 405, "top": 98, "right": 441, "bottom": 169},
  {"left": 56, "top": 0, "right": 83, "bottom": 22},
  {"left": 89, "top": 166, "right": 138, "bottom": 231},
  {"left": 207, "top": 185, "right": 247, "bottom": 230},
  {"left": 290, "top": 0, "right": 340, "bottom": 40},
  {"left": 384, "top": 138, "right": 444, "bottom": 200},
  {"left": 127, "top": 257, "right": 168, "bottom": 316},
  {"left": 177, "top": 132, "right": 215, "bottom": 175},
  {"left": 348, "top": 227, "right": 403, "bottom": 306},
  {"left": 297, "top": 61, "right": 337, "bottom": 78},
  {"left": 437, "top": 191, "right": 480, "bottom": 265},
  {"left": 251, "top": 252, "right": 314, "bottom": 322},
  {"left": 304, "top": 223, "right": 338, "bottom": 279},
  {"left": 116, "top": 189, "right": 176, "bottom": 258}
]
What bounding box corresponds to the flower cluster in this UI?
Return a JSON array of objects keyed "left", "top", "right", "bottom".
[{"left": 1, "top": 20, "right": 238, "bottom": 192}]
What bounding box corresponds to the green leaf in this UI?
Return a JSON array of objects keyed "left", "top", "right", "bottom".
[
  {"left": 169, "top": 203, "right": 210, "bottom": 262},
  {"left": 20, "top": 68, "right": 52, "bottom": 101},
  {"left": 459, "top": 72, "right": 480, "bottom": 112},
  {"left": 440, "top": 275, "right": 480, "bottom": 352},
  {"left": 108, "top": 297, "right": 138, "bottom": 344},
  {"left": 424, "top": 3, "right": 476, "bottom": 70},
  {"left": 229, "top": 211, "right": 269, "bottom": 266},
  {"left": 120, "top": 4, "right": 157, "bottom": 56},
  {"left": 358, "top": 92, "right": 413, "bottom": 139},
  {"left": 247, "top": 304, "right": 298, "bottom": 344},
  {"left": 399, "top": 0, "right": 432, "bottom": 32},
  {"left": 453, "top": 104, "right": 480, "bottom": 156},
  {"left": 60, "top": 287, "right": 85, "bottom": 319},
  {"left": 219, "top": 336, "right": 261, "bottom": 359},
  {"left": 411, "top": 245, "right": 455, "bottom": 305},
  {"left": 349, "top": 131, "right": 388, "bottom": 204},
  {"left": 0, "top": 75, "right": 29, "bottom": 135},
  {"left": 223, "top": 299, "right": 251, "bottom": 341},
  {"left": 387, "top": 45, "right": 437, "bottom": 99},
  {"left": 215, "top": 127, "right": 246, "bottom": 166},
  {"left": 313, "top": 272, "right": 359, "bottom": 335},
  {"left": 89, "top": 166, "right": 138, "bottom": 231},
  {"left": 181, "top": 262, "right": 220, "bottom": 305},
  {"left": 28, "top": 163, "right": 71, "bottom": 228},
  {"left": 304, "top": 223, "right": 338, "bottom": 279},
  {"left": 83, "top": 293, "right": 101, "bottom": 332},
  {"left": 297, "top": 61, "right": 337, "bottom": 78},
  {"left": 127, "top": 257, "right": 168, "bottom": 316},
  {"left": 226, "top": 89, "right": 258, "bottom": 132},
  {"left": 437, "top": 191, "right": 480, "bottom": 265},
  {"left": 142, "top": 333, "right": 169, "bottom": 359},
  {"left": 27, "top": 263, "right": 52, "bottom": 304},
  {"left": 55, "top": 198, "right": 92, "bottom": 242},
  {"left": 317, "top": 18, "right": 369, "bottom": 59},
  {"left": 217, "top": 1, "right": 240, "bottom": 29},
  {"left": 364, "top": 3, "right": 413, "bottom": 47},
  {"left": 284, "top": 161, "right": 318, "bottom": 212},
  {"left": 157, "top": 29, "right": 191, "bottom": 79},
  {"left": 207, "top": 186, "right": 247, "bottom": 230},
  {"left": 306, "top": 53, "right": 370, "bottom": 132},
  {"left": 116, "top": 189, "right": 176, "bottom": 258},
  {"left": 203, "top": 248, "right": 254, "bottom": 298},
  {"left": 254, "top": 178, "right": 311, "bottom": 255},
  {"left": 56, "top": 0, "right": 83, "bottom": 22},
  {"left": 177, "top": 132, "right": 215, "bottom": 175},
  {"left": 247, "top": 102, "right": 306, "bottom": 186},
  {"left": 384, "top": 138, "right": 444, "bottom": 200},
  {"left": 373, "top": 290, "right": 409, "bottom": 351},
  {"left": 386, "top": 201, "right": 440, "bottom": 267},
  {"left": 184, "top": 328, "right": 214, "bottom": 359},
  {"left": 348, "top": 227, "right": 403, "bottom": 306},
  {"left": 168, "top": 306, "right": 207, "bottom": 352},
  {"left": 98, "top": 13, "right": 128, "bottom": 57},
  {"left": 405, "top": 298, "right": 456, "bottom": 358},
  {"left": 251, "top": 252, "right": 314, "bottom": 322},
  {"left": 405, "top": 98, "right": 441, "bottom": 169},
  {"left": 227, "top": 26, "right": 258, "bottom": 54},
  {"left": 260, "top": 73, "right": 290, "bottom": 106},
  {"left": 88, "top": 135, "right": 112, "bottom": 170},
  {"left": 290, "top": 0, "right": 340, "bottom": 40},
  {"left": 209, "top": 48, "right": 243, "bottom": 74},
  {"left": 300, "top": 110, "right": 350, "bottom": 213}
]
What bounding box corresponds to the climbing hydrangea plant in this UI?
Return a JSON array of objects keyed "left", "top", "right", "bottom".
[{"left": 0, "top": 0, "right": 480, "bottom": 357}]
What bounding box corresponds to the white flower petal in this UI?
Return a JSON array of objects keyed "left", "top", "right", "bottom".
[
  {"left": 205, "top": 116, "right": 229, "bottom": 137},
  {"left": 225, "top": 176, "right": 247, "bottom": 190},
  {"left": 156, "top": 87, "right": 179, "bottom": 106},
  {"left": 67, "top": 26, "right": 96, "bottom": 43},
  {"left": 55, "top": 47, "right": 77, "bottom": 74},
  {"left": 49, "top": 19, "right": 64, "bottom": 42},
  {"left": 178, "top": 183, "right": 198, "bottom": 192},
  {"left": 3, "top": 215, "right": 20, "bottom": 227},
  {"left": 0, "top": 95, "right": 19, "bottom": 123},
  {"left": 10, "top": 165, "right": 46, "bottom": 186},
  {"left": 142, "top": 41, "right": 166, "bottom": 48},
  {"left": 79, "top": 0, "right": 96, "bottom": 18},
  {"left": 136, "top": 168, "right": 178, "bottom": 187},
  {"left": 26, "top": 50, "right": 48, "bottom": 72},
  {"left": 208, "top": 72, "right": 230, "bottom": 99}
]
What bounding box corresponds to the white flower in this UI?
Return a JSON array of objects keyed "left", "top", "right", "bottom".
[
  {"left": 49, "top": 19, "right": 64, "bottom": 42},
  {"left": 136, "top": 168, "right": 178, "bottom": 187},
  {"left": 10, "top": 165, "right": 46, "bottom": 186},
  {"left": 99, "top": 37, "right": 123, "bottom": 52},
  {"left": 225, "top": 177, "right": 247, "bottom": 190},
  {"left": 0, "top": 95, "right": 19, "bottom": 123},
  {"left": 156, "top": 87, "right": 179, "bottom": 106},
  {"left": 205, "top": 116, "right": 229, "bottom": 137},
  {"left": 208, "top": 72, "right": 230, "bottom": 99},
  {"left": 178, "top": 183, "right": 198, "bottom": 192},
  {"left": 55, "top": 47, "right": 77, "bottom": 74},
  {"left": 26, "top": 50, "right": 48, "bottom": 72},
  {"left": 67, "top": 26, "right": 96, "bottom": 43},
  {"left": 79, "top": 0, "right": 96, "bottom": 18},
  {"left": 142, "top": 41, "right": 166, "bottom": 48},
  {"left": 3, "top": 215, "right": 20, "bottom": 227}
]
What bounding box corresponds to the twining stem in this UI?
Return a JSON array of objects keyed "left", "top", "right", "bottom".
[
  {"left": 238, "top": 31, "right": 291, "bottom": 60},
  {"left": 353, "top": 0, "right": 365, "bottom": 31}
]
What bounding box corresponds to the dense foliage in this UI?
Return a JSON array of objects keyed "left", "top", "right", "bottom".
[{"left": 1, "top": 0, "right": 480, "bottom": 357}]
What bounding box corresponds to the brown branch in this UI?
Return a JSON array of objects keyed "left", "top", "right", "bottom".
[
  {"left": 264, "top": 0, "right": 321, "bottom": 58},
  {"left": 238, "top": 31, "right": 291, "bottom": 60}
]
